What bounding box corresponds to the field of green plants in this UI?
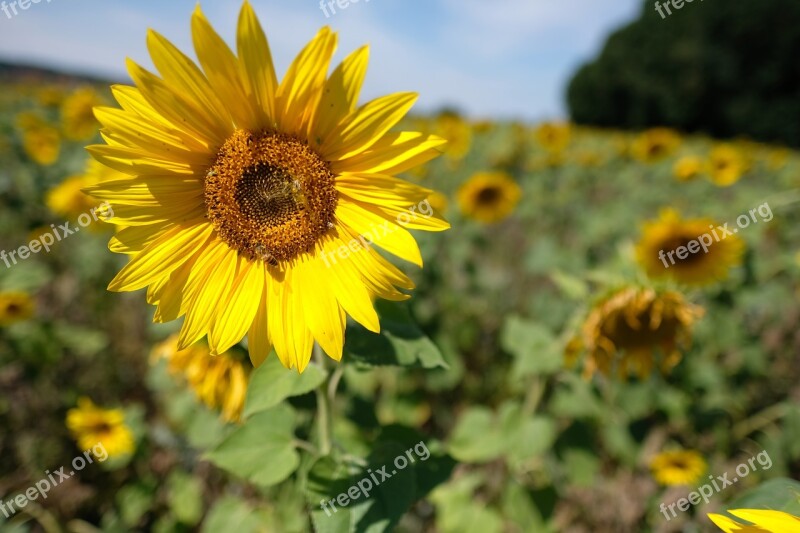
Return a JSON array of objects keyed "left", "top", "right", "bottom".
[{"left": 1, "top": 76, "right": 799, "bottom": 532}]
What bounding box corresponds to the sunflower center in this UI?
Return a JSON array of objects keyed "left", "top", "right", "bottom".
[
  {"left": 477, "top": 186, "right": 502, "bottom": 205},
  {"left": 204, "top": 130, "right": 337, "bottom": 265}
]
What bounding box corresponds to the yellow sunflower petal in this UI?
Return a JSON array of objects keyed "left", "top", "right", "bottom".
[
  {"left": 237, "top": 0, "right": 278, "bottom": 125},
  {"left": 313, "top": 45, "right": 369, "bottom": 143},
  {"left": 247, "top": 274, "right": 272, "bottom": 367},
  {"left": 335, "top": 200, "right": 423, "bottom": 266},
  {"left": 331, "top": 132, "right": 446, "bottom": 175},
  {"left": 209, "top": 258, "right": 264, "bottom": 355}
]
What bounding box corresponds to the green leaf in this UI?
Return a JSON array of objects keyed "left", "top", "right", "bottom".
[
  {"left": 202, "top": 496, "right": 270, "bottom": 533},
  {"left": 500, "top": 315, "right": 562, "bottom": 378},
  {"left": 723, "top": 478, "right": 800, "bottom": 517},
  {"left": 167, "top": 471, "right": 204, "bottom": 526},
  {"left": 345, "top": 301, "right": 447, "bottom": 369},
  {"left": 116, "top": 483, "right": 154, "bottom": 528},
  {"left": 549, "top": 270, "right": 589, "bottom": 300},
  {"left": 448, "top": 407, "right": 505, "bottom": 463},
  {"left": 205, "top": 405, "right": 299, "bottom": 488},
  {"left": 307, "top": 456, "right": 360, "bottom": 533},
  {"left": 243, "top": 355, "right": 326, "bottom": 418},
  {"left": 498, "top": 403, "right": 557, "bottom": 466}
]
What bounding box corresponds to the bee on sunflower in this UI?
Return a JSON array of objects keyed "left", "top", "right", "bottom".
[{"left": 84, "top": 2, "right": 449, "bottom": 373}]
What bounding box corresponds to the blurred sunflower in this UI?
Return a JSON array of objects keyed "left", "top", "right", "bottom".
[
  {"left": 151, "top": 334, "right": 249, "bottom": 422},
  {"left": 16, "top": 112, "right": 61, "bottom": 166},
  {"left": 636, "top": 209, "right": 744, "bottom": 286},
  {"left": 38, "top": 85, "right": 65, "bottom": 107},
  {"left": 427, "top": 191, "right": 449, "bottom": 213},
  {"left": 66, "top": 397, "right": 135, "bottom": 457},
  {"left": 707, "top": 144, "right": 746, "bottom": 187},
  {"left": 709, "top": 509, "right": 800, "bottom": 532},
  {"left": 650, "top": 449, "right": 707, "bottom": 486},
  {"left": 765, "top": 147, "right": 790, "bottom": 171},
  {"left": 630, "top": 128, "right": 681, "bottom": 163},
  {"left": 565, "top": 287, "right": 703, "bottom": 379},
  {"left": 61, "top": 86, "right": 103, "bottom": 140},
  {"left": 47, "top": 158, "right": 122, "bottom": 224},
  {"left": 673, "top": 156, "right": 703, "bottom": 182},
  {"left": 533, "top": 122, "right": 571, "bottom": 152},
  {"left": 457, "top": 171, "right": 521, "bottom": 223},
  {"left": 0, "top": 291, "right": 35, "bottom": 326},
  {"left": 85, "top": 2, "right": 449, "bottom": 372},
  {"left": 435, "top": 112, "right": 472, "bottom": 162}
]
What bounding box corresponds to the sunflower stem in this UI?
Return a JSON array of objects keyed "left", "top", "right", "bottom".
[{"left": 314, "top": 344, "right": 333, "bottom": 456}]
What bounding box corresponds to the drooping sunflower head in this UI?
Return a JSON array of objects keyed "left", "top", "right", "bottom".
[
  {"left": 673, "top": 155, "right": 703, "bottom": 182},
  {"left": 650, "top": 449, "right": 707, "bottom": 486},
  {"left": 636, "top": 208, "right": 745, "bottom": 286},
  {"left": 0, "top": 291, "right": 35, "bottom": 326},
  {"left": 61, "top": 86, "right": 103, "bottom": 141},
  {"left": 630, "top": 127, "right": 681, "bottom": 163},
  {"left": 565, "top": 286, "right": 703, "bottom": 380},
  {"left": 533, "top": 122, "right": 571, "bottom": 152},
  {"left": 151, "top": 334, "right": 250, "bottom": 423},
  {"left": 66, "top": 397, "right": 135, "bottom": 458},
  {"left": 85, "top": 2, "right": 449, "bottom": 373},
  {"left": 707, "top": 144, "right": 747, "bottom": 187},
  {"left": 457, "top": 171, "right": 521, "bottom": 224}
]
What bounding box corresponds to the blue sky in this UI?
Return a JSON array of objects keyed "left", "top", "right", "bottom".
[{"left": 0, "top": 0, "right": 643, "bottom": 120}]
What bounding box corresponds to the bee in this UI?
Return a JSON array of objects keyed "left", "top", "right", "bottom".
[
  {"left": 258, "top": 179, "right": 306, "bottom": 209},
  {"left": 255, "top": 244, "right": 279, "bottom": 267}
]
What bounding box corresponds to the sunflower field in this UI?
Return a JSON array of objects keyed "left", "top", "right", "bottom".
[{"left": 1, "top": 3, "right": 800, "bottom": 533}]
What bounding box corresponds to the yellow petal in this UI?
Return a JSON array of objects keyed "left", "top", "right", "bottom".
[
  {"left": 209, "top": 258, "right": 264, "bottom": 355},
  {"left": 237, "top": 0, "right": 278, "bottom": 125},
  {"left": 300, "top": 258, "right": 344, "bottom": 361},
  {"left": 108, "top": 223, "right": 214, "bottom": 292},
  {"left": 335, "top": 200, "right": 423, "bottom": 266},
  {"left": 313, "top": 45, "right": 369, "bottom": 144},
  {"left": 247, "top": 271, "right": 272, "bottom": 367},
  {"left": 275, "top": 27, "right": 337, "bottom": 136},
  {"left": 322, "top": 92, "right": 418, "bottom": 161},
  {"left": 331, "top": 132, "right": 445, "bottom": 175}
]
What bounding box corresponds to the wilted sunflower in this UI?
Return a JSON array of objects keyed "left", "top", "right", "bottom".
[
  {"left": 636, "top": 209, "right": 744, "bottom": 286},
  {"left": 650, "top": 449, "right": 707, "bottom": 486},
  {"left": 151, "top": 334, "right": 249, "bottom": 422},
  {"left": 85, "top": 2, "right": 449, "bottom": 373},
  {"left": 673, "top": 156, "right": 703, "bottom": 182},
  {"left": 630, "top": 128, "right": 681, "bottom": 163},
  {"left": 457, "top": 171, "right": 521, "bottom": 223},
  {"left": 61, "top": 86, "right": 104, "bottom": 141},
  {"left": 565, "top": 287, "right": 703, "bottom": 379},
  {"left": 0, "top": 291, "right": 35, "bottom": 326},
  {"left": 709, "top": 509, "right": 800, "bottom": 533},
  {"left": 66, "top": 397, "right": 135, "bottom": 457},
  {"left": 707, "top": 144, "right": 746, "bottom": 187},
  {"left": 533, "top": 122, "right": 571, "bottom": 152}
]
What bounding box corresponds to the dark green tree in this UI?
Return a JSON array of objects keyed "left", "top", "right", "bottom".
[{"left": 567, "top": 0, "right": 800, "bottom": 146}]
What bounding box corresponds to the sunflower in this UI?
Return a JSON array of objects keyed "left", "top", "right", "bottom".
[
  {"left": 709, "top": 509, "right": 800, "bottom": 532},
  {"left": 673, "top": 156, "right": 703, "bottom": 182},
  {"left": 47, "top": 159, "right": 122, "bottom": 224},
  {"left": 565, "top": 286, "right": 703, "bottom": 379},
  {"left": 151, "top": 334, "right": 249, "bottom": 422},
  {"left": 707, "top": 144, "right": 746, "bottom": 187},
  {"left": 61, "top": 86, "right": 104, "bottom": 141},
  {"left": 435, "top": 112, "right": 472, "bottom": 162},
  {"left": 16, "top": 113, "right": 61, "bottom": 166},
  {"left": 650, "top": 449, "right": 707, "bottom": 486},
  {"left": 66, "top": 397, "right": 135, "bottom": 457},
  {"left": 85, "top": 2, "right": 448, "bottom": 373},
  {"left": 533, "top": 122, "right": 571, "bottom": 152},
  {"left": 0, "top": 291, "right": 35, "bottom": 326},
  {"left": 457, "top": 171, "right": 521, "bottom": 223},
  {"left": 630, "top": 128, "right": 681, "bottom": 163},
  {"left": 426, "top": 191, "right": 449, "bottom": 214},
  {"left": 636, "top": 208, "right": 744, "bottom": 286}
]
